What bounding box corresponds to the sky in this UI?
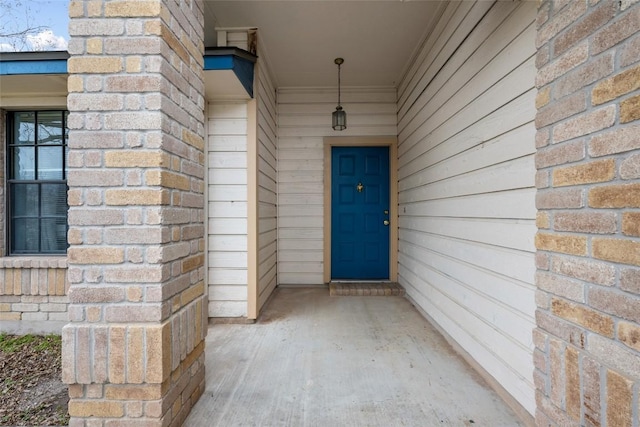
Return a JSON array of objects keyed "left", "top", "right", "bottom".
[{"left": 0, "top": 0, "right": 70, "bottom": 52}]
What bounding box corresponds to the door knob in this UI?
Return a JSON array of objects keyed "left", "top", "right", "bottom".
[{"left": 383, "top": 220, "right": 390, "bottom": 226}]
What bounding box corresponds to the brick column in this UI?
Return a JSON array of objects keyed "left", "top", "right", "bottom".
[
  {"left": 534, "top": 1, "right": 639, "bottom": 426},
  {"left": 62, "top": 1, "right": 206, "bottom": 426},
  {"left": 0, "top": 109, "right": 5, "bottom": 257}
]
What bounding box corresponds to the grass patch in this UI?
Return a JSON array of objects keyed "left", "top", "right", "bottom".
[
  {"left": 35, "top": 335, "right": 62, "bottom": 352},
  {"left": 0, "top": 333, "right": 37, "bottom": 353},
  {"left": 0, "top": 333, "right": 61, "bottom": 354}
]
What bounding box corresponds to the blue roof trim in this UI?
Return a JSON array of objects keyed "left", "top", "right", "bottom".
[
  {"left": 203, "top": 53, "right": 255, "bottom": 98},
  {"left": 0, "top": 48, "right": 257, "bottom": 98},
  {"left": 232, "top": 56, "right": 255, "bottom": 98},
  {"left": 0, "top": 59, "right": 67, "bottom": 75},
  {"left": 204, "top": 55, "right": 235, "bottom": 70}
]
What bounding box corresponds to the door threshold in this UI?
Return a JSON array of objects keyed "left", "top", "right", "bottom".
[
  {"left": 330, "top": 280, "right": 394, "bottom": 283},
  {"left": 329, "top": 282, "right": 405, "bottom": 296}
]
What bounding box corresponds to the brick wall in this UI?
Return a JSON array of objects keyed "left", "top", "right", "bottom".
[
  {"left": 0, "top": 258, "right": 69, "bottom": 332},
  {"left": 0, "top": 109, "right": 4, "bottom": 258},
  {"left": 534, "top": 1, "right": 640, "bottom": 425},
  {"left": 62, "top": 1, "right": 206, "bottom": 426}
]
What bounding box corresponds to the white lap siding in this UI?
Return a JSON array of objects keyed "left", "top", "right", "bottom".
[
  {"left": 207, "top": 102, "right": 249, "bottom": 317},
  {"left": 277, "top": 88, "right": 397, "bottom": 285},
  {"left": 397, "top": 0, "right": 537, "bottom": 415},
  {"left": 255, "top": 59, "right": 278, "bottom": 310}
]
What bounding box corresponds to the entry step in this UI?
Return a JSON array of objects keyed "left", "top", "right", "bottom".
[{"left": 329, "top": 282, "right": 405, "bottom": 296}]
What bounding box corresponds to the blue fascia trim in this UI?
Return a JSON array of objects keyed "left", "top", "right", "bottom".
[
  {"left": 203, "top": 55, "right": 235, "bottom": 70},
  {"left": 203, "top": 54, "right": 255, "bottom": 98},
  {"left": 232, "top": 56, "right": 255, "bottom": 98},
  {"left": 1, "top": 51, "right": 255, "bottom": 98},
  {"left": 0, "top": 59, "right": 67, "bottom": 75}
]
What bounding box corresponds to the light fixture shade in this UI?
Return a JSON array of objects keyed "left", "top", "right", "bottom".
[{"left": 332, "top": 106, "right": 347, "bottom": 131}]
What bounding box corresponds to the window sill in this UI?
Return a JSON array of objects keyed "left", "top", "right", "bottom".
[{"left": 0, "top": 256, "right": 67, "bottom": 269}]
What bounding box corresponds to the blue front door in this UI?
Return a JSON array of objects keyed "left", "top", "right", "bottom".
[{"left": 331, "top": 146, "right": 390, "bottom": 280}]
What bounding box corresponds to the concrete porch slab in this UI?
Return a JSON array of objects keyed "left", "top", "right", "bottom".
[{"left": 186, "top": 287, "right": 526, "bottom": 426}]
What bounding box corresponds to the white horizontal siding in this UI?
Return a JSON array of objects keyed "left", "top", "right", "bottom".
[
  {"left": 397, "top": 0, "right": 537, "bottom": 416},
  {"left": 277, "top": 88, "right": 397, "bottom": 284},
  {"left": 207, "top": 101, "right": 248, "bottom": 318},
  {"left": 256, "top": 57, "right": 279, "bottom": 309}
]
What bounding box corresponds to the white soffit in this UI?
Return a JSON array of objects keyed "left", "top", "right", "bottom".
[
  {"left": 204, "top": 69, "right": 253, "bottom": 100},
  {"left": 0, "top": 74, "right": 68, "bottom": 108},
  {"left": 204, "top": 1, "right": 444, "bottom": 88}
]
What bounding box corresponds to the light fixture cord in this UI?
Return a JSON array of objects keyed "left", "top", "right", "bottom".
[{"left": 337, "top": 62, "right": 341, "bottom": 107}]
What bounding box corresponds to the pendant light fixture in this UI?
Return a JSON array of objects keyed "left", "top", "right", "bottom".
[{"left": 332, "top": 57, "right": 347, "bottom": 131}]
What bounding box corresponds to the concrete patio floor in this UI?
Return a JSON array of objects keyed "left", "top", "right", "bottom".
[{"left": 186, "top": 287, "right": 526, "bottom": 426}]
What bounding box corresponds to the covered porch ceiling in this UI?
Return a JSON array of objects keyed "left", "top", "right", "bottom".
[{"left": 203, "top": 1, "right": 445, "bottom": 89}]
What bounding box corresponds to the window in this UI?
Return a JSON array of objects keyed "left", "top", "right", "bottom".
[{"left": 7, "top": 111, "right": 68, "bottom": 254}]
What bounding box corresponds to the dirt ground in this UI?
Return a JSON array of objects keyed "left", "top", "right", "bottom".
[{"left": 0, "top": 334, "right": 69, "bottom": 426}]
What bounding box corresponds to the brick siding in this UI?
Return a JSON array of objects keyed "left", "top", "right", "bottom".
[
  {"left": 63, "top": 1, "right": 206, "bottom": 426},
  {"left": 535, "top": 1, "right": 640, "bottom": 425},
  {"left": 0, "top": 258, "right": 69, "bottom": 327},
  {"left": 0, "top": 110, "right": 5, "bottom": 258}
]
